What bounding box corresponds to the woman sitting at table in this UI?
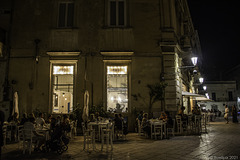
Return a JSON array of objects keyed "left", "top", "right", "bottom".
[
  {"left": 159, "top": 111, "right": 167, "bottom": 122},
  {"left": 23, "top": 118, "right": 45, "bottom": 151},
  {"left": 36, "top": 112, "right": 46, "bottom": 127},
  {"left": 141, "top": 113, "right": 151, "bottom": 137}
]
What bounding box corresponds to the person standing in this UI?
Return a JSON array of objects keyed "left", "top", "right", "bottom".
[
  {"left": 0, "top": 110, "right": 5, "bottom": 159},
  {"left": 224, "top": 105, "right": 229, "bottom": 124},
  {"left": 232, "top": 105, "right": 238, "bottom": 123}
]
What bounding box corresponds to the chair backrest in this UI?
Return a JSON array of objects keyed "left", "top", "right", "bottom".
[
  {"left": 82, "top": 122, "right": 86, "bottom": 132},
  {"left": 175, "top": 115, "right": 181, "bottom": 123},
  {"left": 22, "top": 129, "right": 33, "bottom": 141},
  {"left": 2, "top": 125, "right": 7, "bottom": 136}
]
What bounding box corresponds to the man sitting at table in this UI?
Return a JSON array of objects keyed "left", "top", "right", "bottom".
[{"left": 23, "top": 118, "right": 45, "bottom": 151}]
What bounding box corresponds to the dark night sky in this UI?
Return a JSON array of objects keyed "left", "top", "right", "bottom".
[{"left": 187, "top": 0, "right": 240, "bottom": 80}]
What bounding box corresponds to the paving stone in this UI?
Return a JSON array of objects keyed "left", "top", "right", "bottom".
[{"left": 2, "top": 117, "right": 240, "bottom": 160}]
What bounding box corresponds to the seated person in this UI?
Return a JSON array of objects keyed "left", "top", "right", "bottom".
[
  {"left": 61, "top": 115, "right": 71, "bottom": 133},
  {"left": 20, "top": 113, "right": 28, "bottom": 125},
  {"left": 23, "top": 118, "right": 45, "bottom": 151},
  {"left": 36, "top": 112, "right": 46, "bottom": 127},
  {"left": 178, "top": 106, "right": 188, "bottom": 122},
  {"left": 159, "top": 111, "right": 167, "bottom": 122},
  {"left": 28, "top": 113, "right": 36, "bottom": 124},
  {"left": 141, "top": 113, "right": 151, "bottom": 137},
  {"left": 45, "top": 114, "right": 52, "bottom": 124},
  {"left": 192, "top": 107, "right": 201, "bottom": 115},
  {"left": 89, "top": 114, "right": 96, "bottom": 122},
  {"left": 165, "top": 111, "right": 173, "bottom": 128}
]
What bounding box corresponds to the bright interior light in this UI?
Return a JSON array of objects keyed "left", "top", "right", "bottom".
[
  {"left": 107, "top": 66, "right": 127, "bottom": 74},
  {"left": 53, "top": 66, "right": 74, "bottom": 75},
  {"left": 199, "top": 77, "right": 204, "bottom": 83},
  {"left": 203, "top": 86, "right": 207, "bottom": 91},
  {"left": 191, "top": 57, "right": 198, "bottom": 66}
]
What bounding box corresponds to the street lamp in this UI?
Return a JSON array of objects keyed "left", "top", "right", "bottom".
[
  {"left": 191, "top": 57, "right": 198, "bottom": 66},
  {"left": 179, "top": 57, "right": 198, "bottom": 69},
  {"left": 203, "top": 86, "right": 207, "bottom": 90},
  {"left": 199, "top": 77, "right": 204, "bottom": 84}
]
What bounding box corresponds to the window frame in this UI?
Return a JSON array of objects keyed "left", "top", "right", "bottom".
[
  {"left": 108, "top": 0, "right": 127, "bottom": 27},
  {"left": 57, "top": 2, "right": 74, "bottom": 28},
  {"left": 103, "top": 60, "right": 131, "bottom": 113},
  {"left": 49, "top": 60, "right": 77, "bottom": 114}
]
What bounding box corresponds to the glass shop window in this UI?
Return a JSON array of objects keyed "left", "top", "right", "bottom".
[
  {"left": 107, "top": 66, "right": 128, "bottom": 113},
  {"left": 52, "top": 65, "right": 74, "bottom": 114}
]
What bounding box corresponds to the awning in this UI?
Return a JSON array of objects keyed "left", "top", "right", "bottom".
[
  {"left": 182, "top": 91, "right": 205, "bottom": 97},
  {"left": 195, "top": 96, "right": 213, "bottom": 101}
]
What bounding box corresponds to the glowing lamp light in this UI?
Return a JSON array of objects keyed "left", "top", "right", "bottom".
[
  {"left": 191, "top": 57, "right": 198, "bottom": 66},
  {"left": 205, "top": 93, "right": 209, "bottom": 99},
  {"left": 199, "top": 77, "right": 204, "bottom": 84},
  {"left": 203, "top": 86, "right": 207, "bottom": 90}
]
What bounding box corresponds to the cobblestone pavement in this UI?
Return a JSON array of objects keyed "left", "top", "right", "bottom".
[{"left": 1, "top": 117, "right": 240, "bottom": 160}]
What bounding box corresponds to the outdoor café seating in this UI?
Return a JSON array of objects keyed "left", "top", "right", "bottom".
[
  {"left": 100, "top": 122, "right": 114, "bottom": 152},
  {"left": 82, "top": 122, "right": 95, "bottom": 152}
]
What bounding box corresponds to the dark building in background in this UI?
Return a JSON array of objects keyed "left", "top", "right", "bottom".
[{"left": 0, "top": 0, "right": 202, "bottom": 130}]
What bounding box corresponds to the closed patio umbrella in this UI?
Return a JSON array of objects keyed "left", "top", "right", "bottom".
[
  {"left": 12, "top": 91, "right": 19, "bottom": 118},
  {"left": 82, "top": 90, "right": 89, "bottom": 122}
]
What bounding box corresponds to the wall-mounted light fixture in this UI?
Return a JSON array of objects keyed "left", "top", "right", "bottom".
[
  {"left": 199, "top": 77, "right": 204, "bottom": 84},
  {"left": 179, "top": 57, "right": 198, "bottom": 69},
  {"left": 203, "top": 86, "right": 207, "bottom": 91}
]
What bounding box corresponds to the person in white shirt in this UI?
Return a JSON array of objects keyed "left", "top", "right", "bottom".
[
  {"left": 224, "top": 105, "right": 229, "bottom": 124},
  {"left": 36, "top": 112, "right": 46, "bottom": 127}
]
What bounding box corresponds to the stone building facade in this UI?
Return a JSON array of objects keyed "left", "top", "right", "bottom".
[
  {"left": 0, "top": 0, "right": 202, "bottom": 130},
  {"left": 198, "top": 81, "right": 237, "bottom": 114}
]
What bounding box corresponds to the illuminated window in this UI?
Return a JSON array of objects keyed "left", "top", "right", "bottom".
[
  {"left": 108, "top": 0, "right": 126, "bottom": 26},
  {"left": 107, "top": 66, "right": 128, "bottom": 113},
  {"left": 52, "top": 65, "right": 74, "bottom": 114},
  {"left": 58, "top": 2, "right": 74, "bottom": 28}
]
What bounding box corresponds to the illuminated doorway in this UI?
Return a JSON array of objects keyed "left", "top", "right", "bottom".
[
  {"left": 107, "top": 66, "right": 128, "bottom": 113},
  {"left": 52, "top": 65, "right": 74, "bottom": 114}
]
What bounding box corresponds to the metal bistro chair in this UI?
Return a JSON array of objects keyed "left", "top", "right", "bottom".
[
  {"left": 152, "top": 121, "right": 164, "bottom": 140},
  {"left": 100, "top": 122, "right": 113, "bottom": 152},
  {"left": 82, "top": 122, "right": 95, "bottom": 152},
  {"left": 2, "top": 125, "right": 7, "bottom": 149},
  {"left": 193, "top": 115, "right": 202, "bottom": 134},
  {"left": 167, "top": 119, "right": 175, "bottom": 138},
  {"left": 175, "top": 115, "right": 183, "bottom": 134},
  {"left": 201, "top": 113, "right": 207, "bottom": 133},
  {"left": 22, "top": 129, "right": 37, "bottom": 155},
  {"left": 137, "top": 119, "right": 144, "bottom": 136}
]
